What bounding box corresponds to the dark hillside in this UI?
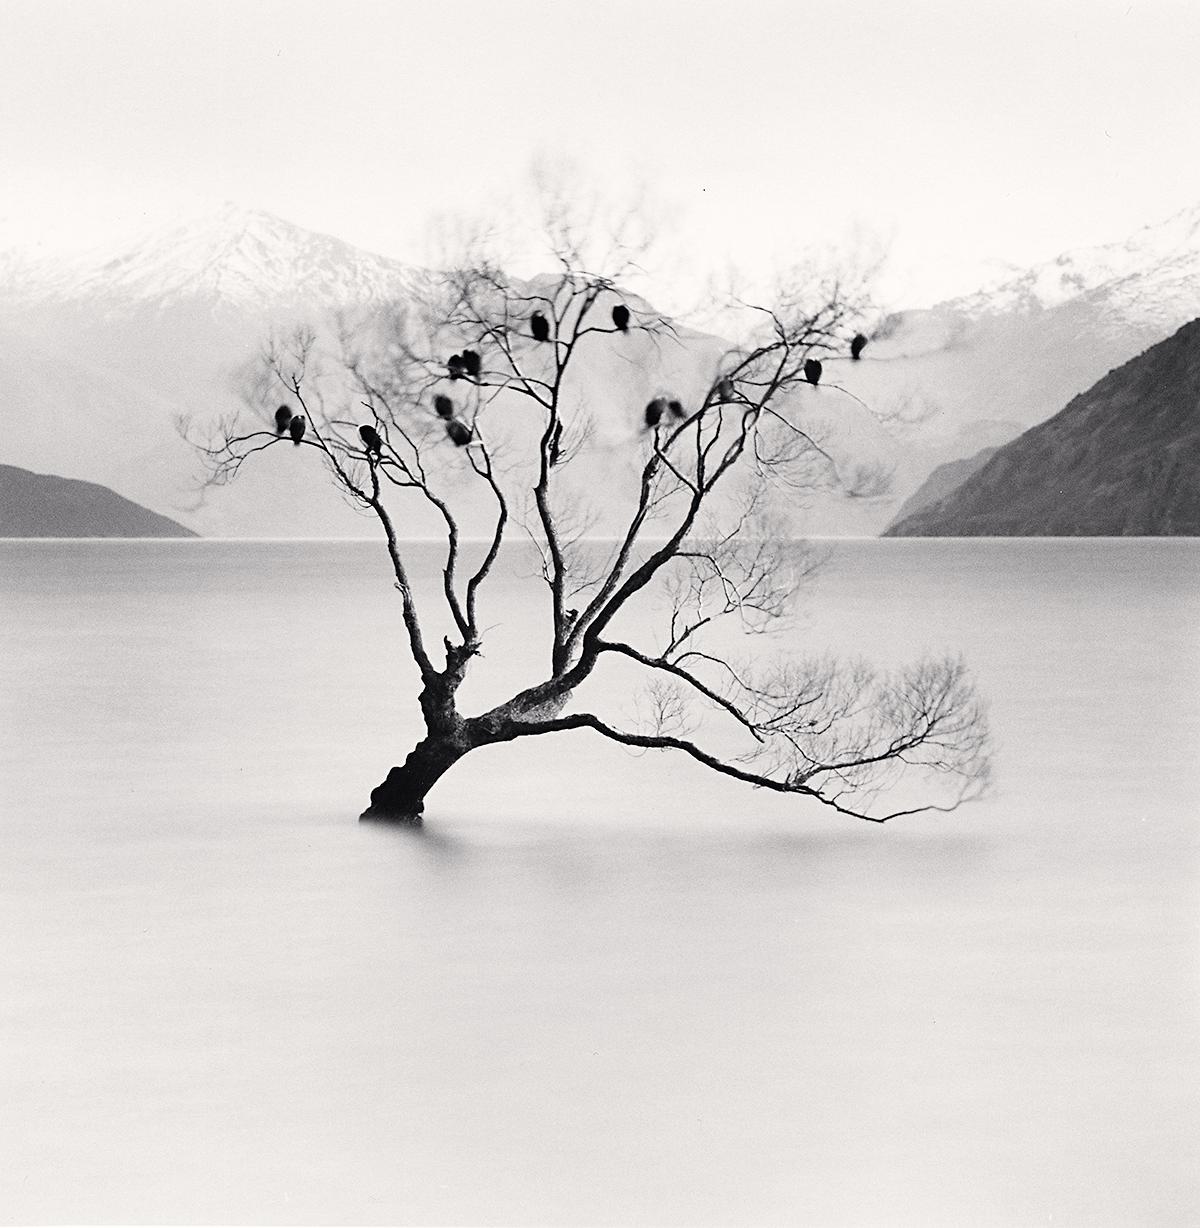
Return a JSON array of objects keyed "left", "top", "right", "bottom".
[
  {"left": 885, "top": 319, "right": 1200, "bottom": 535},
  {"left": 0, "top": 464, "right": 197, "bottom": 537}
]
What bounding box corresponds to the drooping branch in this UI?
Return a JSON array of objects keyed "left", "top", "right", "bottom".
[{"left": 479, "top": 663, "right": 989, "bottom": 823}]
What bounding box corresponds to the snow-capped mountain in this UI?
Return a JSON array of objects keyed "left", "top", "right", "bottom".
[
  {"left": 1, "top": 201, "right": 1197, "bottom": 537},
  {"left": 2, "top": 202, "right": 418, "bottom": 322},
  {"left": 836, "top": 202, "right": 1200, "bottom": 440},
  {"left": 955, "top": 201, "right": 1200, "bottom": 320}
]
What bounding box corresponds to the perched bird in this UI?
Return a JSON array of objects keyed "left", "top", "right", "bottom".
[
  {"left": 716, "top": 378, "right": 735, "bottom": 402},
  {"left": 850, "top": 333, "right": 868, "bottom": 361},
  {"left": 447, "top": 354, "right": 466, "bottom": 380},
  {"left": 530, "top": 311, "right": 551, "bottom": 343},
  {"left": 289, "top": 414, "right": 307, "bottom": 446},
  {"left": 644, "top": 397, "right": 667, "bottom": 428},
  {"left": 804, "top": 359, "right": 823, "bottom": 386},
  {"left": 611, "top": 304, "right": 630, "bottom": 332},
  {"left": 548, "top": 420, "right": 563, "bottom": 466},
  {"left": 461, "top": 349, "right": 482, "bottom": 378},
  {"left": 434, "top": 394, "right": 455, "bottom": 419},
  {"left": 445, "top": 418, "right": 472, "bottom": 447},
  {"left": 274, "top": 405, "right": 293, "bottom": 435},
  {"left": 668, "top": 399, "right": 685, "bottom": 419},
  {"left": 359, "top": 424, "right": 383, "bottom": 456}
]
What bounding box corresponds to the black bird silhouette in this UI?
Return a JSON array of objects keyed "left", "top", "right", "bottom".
[
  {"left": 804, "top": 359, "right": 823, "bottom": 386},
  {"left": 530, "top": 311, "right": 550, "bottom": 342},
  {"left": 461, "top": 349, "right": 482, "bottom": 377},
  {"left": 274, "top": 405, "right": 293, "bottom": 435},
  {"left": 850, "top": 333, "right": 868, "bottom": 360},
  {"left": 289, "top": 414, "right": 306, "bottom": 446},
  {"left": 611, "top": 304, "right": 630, "bottom": 332},
  {"left": 359, "top": 424, "right": 383, "bottom": 456},
  {"left": 445, "top": 418, "right": 472, "bottom": 447},
  {"left": 668, "top": 399, "right": 685, "bottom": 419},
  {"left": 644, "top": 397, "right": 666, "bottom": 428},
  {"left": 434, "top": 394, "right": 455, "bottom": 419},
  {"left": 548, "top": 420, "right": 563, "bottom": 466},
  {"left": 447, "top": 354, "right": 466, "bottom": 380},
  {"left": 716, "top": 378, "right": 735, "bottom": 402}
]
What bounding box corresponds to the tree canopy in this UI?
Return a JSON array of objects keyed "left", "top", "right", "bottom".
[{"left": 195, "top": 212, "right": 990, "bottom": 823}]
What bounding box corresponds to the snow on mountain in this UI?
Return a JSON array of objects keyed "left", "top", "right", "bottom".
[
  {"left": 0, "top": 202, "right": 419, "bottom": 323},
  {"left": 833, "top": 203, "right": 1200, "bottom": 446},
  {"left": 1, "top": 200, "right": 1198, "bottom": 537},
  {"left": 955, "top": 202, "right": 1200, "bottom": 318},
  {"left": 0, "top": 205, "right": 428, "bottom": 536}
]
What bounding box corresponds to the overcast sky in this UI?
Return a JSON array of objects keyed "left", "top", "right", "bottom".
[{"left": 3, "top": 0, "right": 1200, "bottom": 305}]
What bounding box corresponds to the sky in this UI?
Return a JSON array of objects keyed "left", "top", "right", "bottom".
[{"left": 3, "top": 0, "right": 1200, "bottom": 306}]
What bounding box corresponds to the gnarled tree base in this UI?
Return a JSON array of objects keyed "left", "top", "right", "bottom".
[{"left": 359, "top": 736, "right": 469, "bottom": 823}]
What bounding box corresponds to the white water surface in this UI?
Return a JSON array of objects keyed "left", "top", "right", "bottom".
[{"left": 1, "top": 538, "right": 1198, "bottom": 1225}]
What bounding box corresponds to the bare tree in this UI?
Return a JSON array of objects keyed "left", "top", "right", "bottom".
[{"left": 192, "top": 217, "right": 989, "bottom": 825}]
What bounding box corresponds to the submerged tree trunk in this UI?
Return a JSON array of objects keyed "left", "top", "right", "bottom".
[{"left": 360, "top": 734, "right": 471, "bottom": 823}]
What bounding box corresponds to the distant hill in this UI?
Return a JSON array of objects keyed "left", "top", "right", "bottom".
[
  {"left": 884, "top": 319, "right": 1200, "bottom": 536},
  {"left": 886, "top": 445, "right": 1001, "bottom": 528},
  {"left": 841, "top": 201, "right": 1200, "bottom": 442},
  {"left": 2, "top": 201, "right": 1200, "bottom": 536},
  {"left": 0, "top": 464, "right": 198, "bottom": 537}
]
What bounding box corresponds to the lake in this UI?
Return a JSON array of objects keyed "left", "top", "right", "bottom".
[{"left": 1, "top": 538, "right": 1197, "bottom": 1225}]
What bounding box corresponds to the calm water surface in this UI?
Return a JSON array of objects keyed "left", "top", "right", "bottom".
[{"left": 1, "top": 539, "right": 1198, "bottom": 1225}]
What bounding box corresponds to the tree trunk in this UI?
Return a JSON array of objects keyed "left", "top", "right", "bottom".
[{"left": 360, "top": 734, "right": 470, "bottom": 823}]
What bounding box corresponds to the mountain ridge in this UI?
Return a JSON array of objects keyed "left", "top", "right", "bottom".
[
  {"left": 2, "top": 201, "right": 1199, "bottom": 537},
  {"left": 884, "top": 318, "right": 1200, "bottom": 536},
  {"left": 0, "top": 464, "right": 198, "bottom": 537}
]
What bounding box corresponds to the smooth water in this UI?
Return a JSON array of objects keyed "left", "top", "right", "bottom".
[{"left": 1, "top": 539, "right": 1198, "bottom": 1226}]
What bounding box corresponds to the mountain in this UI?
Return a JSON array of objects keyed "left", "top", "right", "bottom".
[
  {"left": 0, "top": 205, "right": 913, "bottom": 538},
  {"left": 886, "top": 445, "right": 1001, "bottom": 528},
  {"left": 836, "top": 202, "right": 1200, "bottom": 439},
  {"left": 2, "top": 202, "right": 418, "bottom": 321},
  {"left": 0, "top": 205, "right": 422, "bottom": 537},
  {"left": 884, "top": 318, "right": 1200, "bottom": 536},
  {"left": 0, "top": 464, "right": 198, "bottom": 537},
  {"left": 2, "top": 201, "right": 1199, "bottom": 538}
]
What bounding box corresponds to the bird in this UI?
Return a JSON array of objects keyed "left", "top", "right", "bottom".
[
  {"left": 447, "top": 354, "right": 466, "bottom": 380},
  {"left": 434, "top": 394, "right": 455, "bottom": 419},
  {"left": 850, "top": 333, "right": 868, "bottom": 360},
  {"left": 289, "top": 414, "right": 307, "bottom": 446},
  {"left": 804, "top": 359, "right": 823, "bottom": 386},
  {"left": 611, "top": 304, "right": 630, "bottom": 332},
  {"left": 716, "top": 378, "right": 735, "bottom": 402},
  {"left": 668, "top": 399, "right": 685, "bottom": 419},
  {"left": 644, "top": 398, "right": 666, "bottom": 428},
  {"left": 548, "top": 420, "right": 563, "bottom": 466},
  {"left": 359, "top": 424, "right": 383, "bottom": 456},
  {"left": 461, "top": 349, "right": 482, "bottom": 378},
  {"left": 530, "top": 311, "right": 550, "bottom": 342},
  {"left": 274, "top": 406, "right": 293, "bottom": 435},
  {"left": 445, "top": 419, "right": 472, "bottom": 447}
]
